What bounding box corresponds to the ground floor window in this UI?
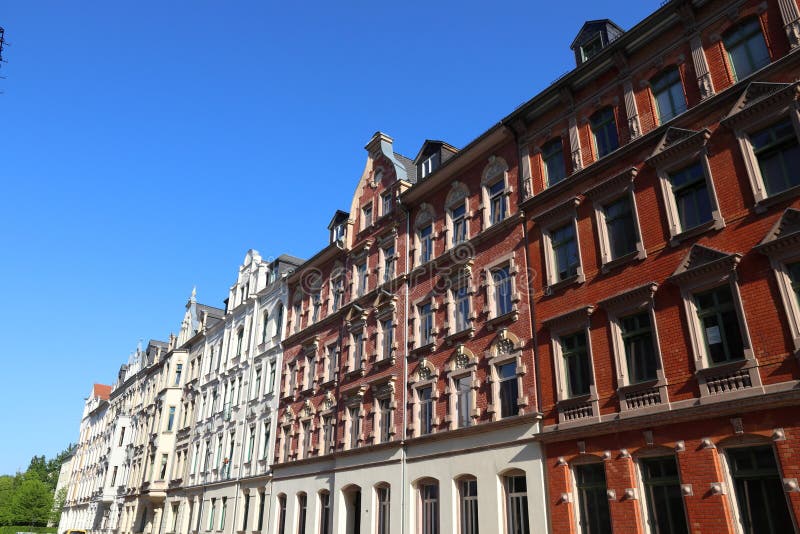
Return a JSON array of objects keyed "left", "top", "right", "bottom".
[
  {"left": 640, "top": 456, "right": 688, "bottom": 534},
  {"left": 727, "top": 446, "right": 794, "bottom": 534},
  {"left": 575, "top": 463, "right": 612, "bottom": 534},
  {"left": 505, "top": 474, "right": 530, "bottom": 534},
  {"left": 459, "top": 478, "right": 478, "bottom": 534}
]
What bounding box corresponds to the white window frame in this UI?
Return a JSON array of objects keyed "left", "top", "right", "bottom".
[
  {"left": 445, "top": 182, "right": 471, "bottom": 249},
  {"left": 534, "top": 197, "right": 585, "bottom": 292},
  {"left": 483, "top": 253, "right": 521, "bottom": 325},
  {"left": 414, "top": 204, "right": 436, "bottom": 266},
  {"left": 485, "top": 329, "right": 528, "bottom": 422},
  {"left": 481, "top": 156, "right": 511, "bottom": 229},
  {"left": 413, "top": 297, "right": 438, "bottom": 350},
  {"left": 445, "top": 345, "right": 479, "bottom": 430},
  {"left": 410, "top": 360, "right": 440, "bottom": 437},
  {"left": 585, "top": 167, "right": 646, "bottom": 272},
  {"left": 362, "top": 202, "right": 373, "bottom": 231},
  {"left": 370, "top": 380, "right": 396, "bottom": 444}
]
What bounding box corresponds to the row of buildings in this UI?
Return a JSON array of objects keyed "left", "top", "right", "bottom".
[{"left": 58, "top": 0, "right": 800, "bottom": 532}]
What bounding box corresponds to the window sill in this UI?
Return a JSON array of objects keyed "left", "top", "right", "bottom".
[
  {"left": 600, "top": 249, "right": 644, "bottom": 274},
  {"left": 669, "top": 218, "right": 723, "bottom": 247},
  {"left": 754, "top": 183, "right": 800, "bottom": 214},
  {"left": 345, "top": 368, "right": 366, "bottom": 380},
  {"left": 445, "top": 327, "right": 475, "bottom": 345},
  {"left": 409, "top": 342, "right": 436, "bottom": 357},
  {"left": 373, "top": 355, "right": 396, "bottom": 368},
  {"left": 544, "top": 273, "right": 584, "bottom": 296},
  {"left": 486, "top": 310, "right": 519, "bottom": 330}
]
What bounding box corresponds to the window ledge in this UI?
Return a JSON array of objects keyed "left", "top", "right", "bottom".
[
  {"left": 754, "top": 184, "right": 800, "bottom": 214},
  {"left": 445, "top": 327, "right": 475, "bottom": 345},
  {"left": 373, "top": 356, "right": 396, "bottom": 368},
  {"left": 669, "top": 218, "right": 723, "bottom": 247},
  {"left": 600, "top": 250, "right": 645, "bottom": 274},
  {"left": 544, "top": 273, "right": 584, "bottom": 296},
  {"left": 345, "top": 368, "right": 366, "bottom": 380},
  {"left": 409, "top": 342, "right": 436, "bottom": 357},
  {"left": 486, "top": 310, "right": 519, "bottom": 330}
]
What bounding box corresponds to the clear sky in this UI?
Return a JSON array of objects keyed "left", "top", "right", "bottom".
[{"left": 0, "top": 0, "right": 659, "bottom": 475}]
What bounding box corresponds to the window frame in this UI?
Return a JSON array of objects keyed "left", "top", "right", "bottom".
[
  {"left": 414, "top": 204, "right": 436, "bottom": 266},
  {"left": 535, "top": 197, "right": 585, "bottom": 292},
  {"left": 457, "top": 476, "right": 479, "bottom": 534},
  {"left": 722, "top": 17, "right": 771, "bottom": 82},
  {"left": 571, "top": 459, "right": 613, "bottom": 534},
  {"left": 418, "top": 479, "right": 440, "bottom": 534},
  {"left": 503, "top": 471, "right": 531, "bottom": 534},
  {"left": 486, "top": 331, "right": 529, "bottom": 422},
  {"left": 540, "top": 137, "right": 567, "bottom": 187},
  {"left": 650, "top": 66, "right": 688, "bottom": 124},
  {"left": 446, "top": 182, "right": 470, "bottom": 249},
  {"left": 481, "top": 156, "right": 510, "bottom": 229},
  {"left": 590, "top": 107, "right": 620, "bottom": 159},
  {"left": 375, "top": 484, "right": 391, "bottom": 534}
]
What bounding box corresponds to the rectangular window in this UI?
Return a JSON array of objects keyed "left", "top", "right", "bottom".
[
  {"left": 604, "top": 196, "right": 637, "bottom": 259},
  {"left": 261, "top": 422, "right": 270, "bottom": 459},
  {"left": 297, "top": 494, "right": 307, "bottom": 534},
  {"left": 362, "top": 203, "right": 373, "bottom": 230},
  {"left": 381, "top": 318, "right": 394, "bottom": 360},
  {"left": 724, "top": 18, "right": 770, "bottom": 81},
  {"left": 454, "top": 286, "right": 470, "bottom": 332},
  {"left": 456, "top": 376, "right": 472, "bottom": 428},
  {"left": 561, "top": 332, "right": 591, "bottom": 397},
  {"left": 241, "top": 494, "right": 250, "bottom": 532},
  {"left": 257, "top": 492, "right": 265, "bottom": 531},
  {"left": 352, "top": 332, "right": 364, "bottom": 371},
  {"left": 167, "top": 406, "right": 176, "bottom": 431},
  {"left": 327, "top": 345, "right": 338, "bottom": 382},
  {"left": 305, "top": 353, "right": 315, "bottom": 389},
  {"left": 551, "top": 223, "right": 579, "bottom": 281},
  {"left": 421, "top": 484, "right": 439, "bottom": 534},
  {"left": 261, "top": 312, "right": 269, "bottom": 343},
  {"left": 727, "top": 446, "right": 794, "bottom": 533},
  {"left": 311, "top": 292, "right": 321, "bottom": 322},
  {"left": 377, "top": 487, "right": 390, "bottom": 534},
  {"left": 575, "top": 463, "right": 612, "bottom": 534},
  {"left": 319, "top": 492, "right": 331, "bottom": 534},
  {"left": 118, "top": 427, "right": 126, "bottom": 447},
  {"left": 419, "top": 386, "right": 434, "bottom": 435},
  {"left": 174, "top": 363, "right": 183, "bottom": 386},
  {"left": 506, "top": 475, "right": 530, "bottom": 534},
  {"left": 459, "top": 479, "right": 478, "bottom": 534},
  {"left": 621, "top": 312, "right": 658, "bottom": 384},
  {"left": 247, "top": 426, "right": 255, "bottom": 462},
  {"left": 379, "top": 398, "right": 392, "bottom": 442},
  {"left": 253, "top": 369, "right": 262, "bottom": 399},
  {"left": 171, "top": 503, "right": 179, "bottom": 533},
  {"left": 542, "top": 138, "right": 566, "bottom": 186},
  {"left": 419, "top": 302, "right": 434, "bottom": 345},
  {"left": 208, "top": 499, "right": 216, "bottom": 531},
  {"left": 383, "top": 246, "right": 396, "bottom": 283},
  {"left": 159, "top": 454, "right": 168, "bottom": 480},
  {"left": 332, "top": 277, "right": 343, "bottom": 312},
  {"left": 493, "top": 266, "right": 513, "bottom": 316},
  {"left": 349, "top": 407, "right": 360, "bottom": 448},
  {"left": 591, "top": 108, "right": 619, "bottom": 158},
  {"left": 751, "top": 118, "right": 800, "bottom": 197},
  {"left": 277, "top": 495, "right": 286, "bottom": 534},
  {"left": 640, "top": 456, "right": 688, "bottom": 534},
  {"left": 220, "top": 497, "right": 227, "bottom": 530},
  {"left": 498, "top": 363, "right": 519, "bottom": 418},
  {"left": 420, "top": 224, "right": 433, "bottom": 263},
  {"left": 489, "top": 179, "right": 506, "bottom": 224},
  {"left": 694, "top": 286, "right": 744, "bottom": 364},
  {"left": 651, "top": 68, "right": 687, "bottom": 124},
  {"left": 356, "top": 262, "right": 368, "bottom": 297},
  {"left": 282, "top": 427, "right": 291, "bottom": 462},
  {"left": 382, "top": 191, "right": 393, "bottom": 216},
  {"left": 668, "top": 162, "right": 713, "bottom": 232},
  {"left": 302, "top": 421, "right": 311, "bottom": 459},
  {"left": 323, "top": 416, "right": 335, "bottom": 455},
  {"left": 111, "top": 466, "right": 118, "bottom": 486},
  {"left": 452, "top": 205, "right": 467, "bottom": 245}
]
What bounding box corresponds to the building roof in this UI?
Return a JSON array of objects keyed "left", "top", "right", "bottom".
[
  {"left": 395, "top": 153, "right": 418, "bottom": 183},
  {"left": 92, "top": 383, "right": 112, "bottom": 400}
]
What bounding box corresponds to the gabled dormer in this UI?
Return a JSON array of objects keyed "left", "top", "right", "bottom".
[
  {"left": 413, "top": 140, "right": 459, "bottom": 180},
  {"left": 328, "top": 210, "right": 350, "bottom": 246},
  {"left": 570, "top": 19, "right": 624, "bottom": 66}
]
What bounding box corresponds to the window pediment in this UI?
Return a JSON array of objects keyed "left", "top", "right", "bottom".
[
  {"left": 532, "top": 196, "right": 581, "bottom": 225},
  {"left": 371, "top": 377, "right": 396, "bottom": 399},
  {"left": 486, "top": 328, "right": 523, "bottom": 360},
  {"left": 346, "top": 304, "right": 369, "bottom": 329},
  {"left": 481, "top": 155, "right": 509, "bottom": 184},
  {"left": 447, "top": 344, "right": 477, "bottom": 372},
  {"left": 722, "top": 82, "right": 799, "bottom": 129},
  {"left": 343, "top": 384, "right": 368, "bottom": 407},
  {"left": 599, "top": 282, "right": 658, "bottom": 313},
  {"left": 300, "top": 399, "right": 316, "bottom": 420},
  {"left": 446, "top": 182, "right": 470, "bottom": 208},
  {"left": 415, "top": 203, "right": 435, "bottom": 228},
  {"left": 583, "top": 167, "right": 637, "bottom": 203},
  {"left": 669, "top": 244, "right": 741, "bottom": 284},
  {"left": 646, "top": 128, "right": 711, "bottom": 167},
  {"left": 542, "top": 305, "right": 595, "bottom": 333},
  {"left": 755, "top": 208, "right": 800, "bottom": 255},
  {"left": 412, "top": 358, "right": 438, "bottom": 383},
  {"left": 282, "top": 407, "right": 295, "bottom": 424}
]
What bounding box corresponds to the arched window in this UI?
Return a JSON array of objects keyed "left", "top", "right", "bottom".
[
  {"left": 502, "top": 469, "right": 529, "bottom": 534},
  {"left": 723, "top": 18, "right": 770, "bottom": 81},
  {"left": 375, "top": 483, "right": 391, "bottom": 534},
  {"left": 482, "top": 156, "right": 510, "bottom": 228},
  {"left": 446, "top": 183, "right": 470, "bottom": 248},
  {"left": 456, "top": 475, "right": 478, "bottom": 534},
  {"left": 342, "top": 485, "right": 362, "bottom": 534},
  {"left": 415, "top": 204, "right": 436, "bottom": 264},
  {"left": 416, "top": 478, "right": 439, "bottom": 534},
  {"left": 296, "top": 493, "right": 307, "bottom": 534},
  {"left": 318, "top": 490, "right": 332, "bottom": 534},
  {"left": 571, "top": 457, "right": 611, "bottom": 534},
  {"left": 274, "top": 303, "right": 284, "bottom": 339}
]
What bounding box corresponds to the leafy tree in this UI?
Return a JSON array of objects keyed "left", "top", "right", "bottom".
[
  {"left": 0, "top": 475, "right": 16, "bottom": 526},
  {"left": 11, "top": 478, "right": 52, "bottom": 527}
]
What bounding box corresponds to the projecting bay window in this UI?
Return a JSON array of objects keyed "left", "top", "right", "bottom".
[
  {"left": 585, "top": 168, "right": 646, "bottom": 271},
  {"left": 574, "top": 462, "right": 612, "bottom": 534},
  {"left": 725, "top": 446, "right": 794, "bottom": 534},
  {"left": 723, "top": 18, "right": 770, "bottom": 81},
  {"left": 536, "top": 197, "right": 584, "bottom": 292},
  {"left": 639, "top": 456, "right": 689, "bottom": 534},
  {"left": 541, "top": 138, "right": 567, "bottom": 186}
]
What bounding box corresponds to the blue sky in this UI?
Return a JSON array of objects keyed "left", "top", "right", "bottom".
[{"left": 0, "top": 1, "right": 659, "bottom": 474}]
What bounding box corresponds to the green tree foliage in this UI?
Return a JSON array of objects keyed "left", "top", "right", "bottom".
[{"left": 0, "top": 444, "right": 73, "bottom": 527}]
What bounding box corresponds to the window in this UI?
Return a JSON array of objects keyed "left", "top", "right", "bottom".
[
  {"left": 459, "top": 478, "right": 478, "bottom": 534},
  {"left": 750, "top": 118, "right": 800, "bottom": 197},
  {"left": 236, "top": 328, "right": 244, "bottom": 357},
  {"left": 498, "top": 363, "right": 519, "bottom": 418},
  {"left": 171, "top": 503, "right": 179, "bottom": 533},
  {"left": 419, "top": 302, "right": 434, "bottom": 346},
  {"left": 208, "top": 498, "right": 216, "bottom": 531},
  {"left": 174, "top": 364, "right": 183, "bottom": 386},
  {"left": 326, "top": 345, "right": 338, "bottom": 382},
  {"left": 383, "top": 246, "right": 396, "bottom": 283},
  {"left": 268, "top": 361, "right": 276, "bottom": 393},
  {"left": 668, "top": 162, "right": 714, "bottom": 232},
  {"left": 575, "top": 463, "right": 612, "bottom": 534},
  {"left": 277, "top": 495, "right": 287, "bottom": 534},
  {"left": 590, "top": 107, "right": 619, "bottom": 158},
  {"left": 620, "top": 312, "right": 658, "bottom": 384},
  {"left": 356, "top": 262, "right": 368, "bottom": 297},
  {"left": 261, "top": 422, "right": 270, "bottom": 459},
  {"left": 376, "top": 486, "right": 390, "bottom": 534},
  {"left": 293, "top": 300, "right": 302, "bottom": 334},
  {"left": 351, "top": 331, "right": 364, "bottom": 371},
  {"left": 603, "top": 196, "right": 638, "bottom": 260},
  {"left": 381, "top": 318, "right": 394, "bottom": 361},
  {"left": 381, "top": 191, "right": 393, "bottom": 216},
  {"left": 261, "top": 311, "right": 269, "bottom": 343},
  {"left": 580, "top": 34, "right": 603, "bottom": 63},
  {"left": 454, "top": 286, "right": 471, "bottom": 332},
  {"left": 419, "top": 386, "right": 434, "bottom": 435},
  {"left": 111, "top": 466, "right": 118, "bottom": 486},
  {"left": 257, "top": 492, "right": 266, "bottom": 531},
  {"left": 362, "top": 203, "right": 373, "bottom": 230},
  {"left": 167, "top": 407, "right": 175, "bottom": 431},
  {"left": 420, "top": 482, "right": 439, "bottom": 534},
  {"left": 651, "top": 68, "right": 687, "bottom": 124},
  {"left": 348, "top": 406, "right": 361, "bottom": 448},
  {"left": 319, "top": 492, "right": 331, "bottom": 534},
  {"left": 493, "top": 266, "right": 513, "bottom": 317},
  {"left": 297, "top": 494, "right": 307, "bottom": 534},
  {"left": 253, "top": 368, "right": 262, "bottom": 399},
  {"left": 323, "top": 416, "right": 335, "bottom": 455},
  {"left": 220, "top": 498, "right": 227, "bottom": 530},
  {"left": 420, "top": 152, "right": 440, "bottom": 178},
  {"left": 488, "top": 179, "right": 507, "bottom": 225},
  {"left": 727, "top": 446, "right": 793, "bottom": 534},
  {"left": 419, "top": 224, "right": 433, "bottom": 263},
  {"left": 790, "top": 262, "right": 800, "bottom": 306},
  {"left": 118, "top": 427, "right": 126, "bottom": 447},
  {"left": 551, "top": 223, "right": 580, "bottom": 282},
  {"left": 247, "top": 426, "right": 255, "bottom": 462},
  {"left": 561, "top": 332, "right": 591, "bottom": 397},
  {"left": 275, "top": 304, "right": 284, "bottom": 339},
  {"left": 332, "top": 274, "right": 344, "bottom": 312},
  {"left": 305, "top": 352, "right": 316, "bottom": 390},
  {"left": 159, "top": 454, "right": 168, "bottom": 480},
  {"left": 301, "top": 421, "right": 311, "bottom": 459},
  {"left": 451, "top": 205, "right": 467, "bottom": 246},
  {"left": 379, "top": 398, "right": 392, "bottom": 442},
  {"left": 542, "top": 138, "right": 566, "bottom": 186},
  {"left": 723, "top": 18, "right": 770, "bottom": 81},
  {"left": 282, "top": 427, "right": 291, "bottom": 462},
  {"left": 241, "top": 493, "right": 250, "bottom": 532},
  {"left": 505, "top": 475, "right": 530, "bottom": 534},
  {"left": 311, "top": 292, "right": 321, "bottom": 323},
  {"left": 640, "top": 456, "right": 688, "bottom": 534},
  {"left": 694, "top": 286, "right": 745, "bottom": 364},
  {"left": 455, "top": 376, "right": 472, "bottom": 428}
]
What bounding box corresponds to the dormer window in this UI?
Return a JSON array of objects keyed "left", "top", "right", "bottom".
[
  {"left": 332, "top": 223, "right": 345, "bottom": 244},
  {"left": 580, "top": 34, "right": 603, "bottom": 63},
  {"left": 571, "top": 20, "right": 624, "bottom": 67},
  {"left": 419, "top": 152, "right": 440, "bottom": 179}
]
